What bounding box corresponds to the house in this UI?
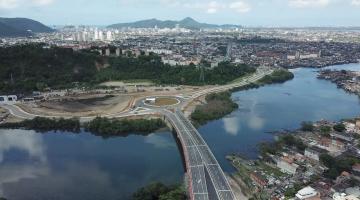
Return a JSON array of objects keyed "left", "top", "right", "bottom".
[
  {"left": 352, "top": 163, "right": 360, "bottom": 180},
  {"left": 250, "top": 172, "right": 268, "bottom": 188},
  {"left": 295, "top": 186, "right": 320, "bottom": 200},
  {"left": 318, "top": 137, "right": 346, "bottom": 153},
  {"left": 0, "top": 95, "right": 17, "bottom": 104},
  {"left": 304, "top": 147, "right": 327, "bottom": 161},
  {"left": 276, "top": 156, "right": 299, "bottom": 175},
  {"left": 145, "top": 97, "right": 156, "bottom": 104}
]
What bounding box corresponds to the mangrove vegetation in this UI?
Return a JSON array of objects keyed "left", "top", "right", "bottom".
[{"left": 191, "top": 91, "right": 238, "bottom": 125}]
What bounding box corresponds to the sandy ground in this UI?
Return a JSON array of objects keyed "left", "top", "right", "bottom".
[
  {"left": 0, "top": 107, "right": 23, "bottom": 123},
  {"left": 227, "top": 174, "right": 249, "bottom": 200},
  {"left": 15, "top": 83, "right": 209, "bottom": 118},
  {"left": 17, "top": 94, "right": 133, "bottom": 117}
]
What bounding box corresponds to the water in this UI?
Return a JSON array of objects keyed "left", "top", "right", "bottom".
[
  {"left": 199, "top": 63, "right": 360, "bottom": 172},
  {"left": 0, "top": 130, "right": 183, "bottom": 200},
  {"left": 1, "top": 63, "right": 360, "bottom": 199}
]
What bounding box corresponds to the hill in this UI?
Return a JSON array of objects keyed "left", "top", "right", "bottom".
[
  {"left": 0, "top": 18, "right": 54, "bottom": 37},
  {"left": 0, "top": 44, "right": 255, "bottom": 93},
  {"left": 108, "top": 17, "right": 241, "bottom": 30}
]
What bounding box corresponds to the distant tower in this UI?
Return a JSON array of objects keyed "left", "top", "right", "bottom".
[
  {"left": 225, "top": 42, "right": 233, "bottom": 60},
  {"left": 106, "top": 31, "right": 112, "bottom": 41},
  {"left": 10, "top": 73, "right": 14, "bottom": 85},
  {"left": 192, "top": 36, "right": 198, "bottom": 55},
  {"left": 199, "top": 63, "right": 205, "bottom": 83},
  {"left": 94, "top": 28, "right": 99, "bottom": 40},
  {"left": 116, "top": 48, "right": 121, "bottom": 57},
  {"left": 98, "top": 31, "right": 104, "bottom": 41}
]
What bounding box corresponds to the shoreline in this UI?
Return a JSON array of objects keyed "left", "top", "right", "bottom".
[{"left": 227, "top": 117, "right": 360, "bottom": 199}]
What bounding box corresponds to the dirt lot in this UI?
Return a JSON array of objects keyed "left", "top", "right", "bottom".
[{"left": 18, "top": 94, "right": 133, "bottom": 117}]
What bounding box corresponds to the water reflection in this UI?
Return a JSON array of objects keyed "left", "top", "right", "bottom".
[
  {"left": 201, "top": 63, "right": 360, "bottom": 172},
  {"left": 0, "top": 129, "right": 48, "bottom": 196},
  {"left": 223, "top": 117, "right": 240, "bottom": 136},
  {"left": 144, "top": 133, "right": 177, "bottom": 148},
  {"left": 0, "top": 130, "right": 183, "bottom": 200}
]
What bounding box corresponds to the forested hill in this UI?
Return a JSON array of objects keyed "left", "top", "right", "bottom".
[
  {"left": 0, "top": 18, "right": 54, "bottom": 37},
  {"left": 0, "top": 44, "right": 256, "bottom": 93},
  {"left": 0, "top": 44, "right": 100, "bottom": 92},
  {"left": 108, "top": 17, "right": 241, "bottom": 30}
]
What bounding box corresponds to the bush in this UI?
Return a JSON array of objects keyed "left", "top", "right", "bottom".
[
  {"left": 191, "top": 91, "right": 238, "bottom": 124},
  {"left": 301, "top": 121, "right": 314, "bottom": 132},
  {"left": 333, "top": 123, "right": 346, "bottom": 132},
  {"left": 85, "top": 117, "right": 166, "bottom": 137},
  {"left": 0, "top": 117, "right": 80, "bottom": 132},
  {"left": 258, "top": 69, "right": 294, "bottom": 84},
  {"left": 132, "top": 182, "right": 187, "bottom": 200}
]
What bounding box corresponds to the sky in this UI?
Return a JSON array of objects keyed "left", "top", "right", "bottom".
[{"left": 0, "top": 0, "right": 360, "bottom": 27}]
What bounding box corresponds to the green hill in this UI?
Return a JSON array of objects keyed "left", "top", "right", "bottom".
[
  {"left": 0, "top": 18, "right": 54, "bottom": 37},
  {"left": 108, "top": 17, "right": 241, "bottom": 30}
]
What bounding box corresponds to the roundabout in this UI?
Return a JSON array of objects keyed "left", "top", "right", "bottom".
[{"left": 143, "top": 96, "right": 181, "bottom": 108}]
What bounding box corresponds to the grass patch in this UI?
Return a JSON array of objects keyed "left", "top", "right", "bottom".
[{"left": 153, "top": 98, "right": 179, "bottom": 106}]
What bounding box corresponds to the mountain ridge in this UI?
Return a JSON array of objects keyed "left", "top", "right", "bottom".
[
  {"left": 0, "top": 17, "right": 54, "bottom": 37},
  {"left": 108, "top": 17, "right": 241, "bottom": 30}
]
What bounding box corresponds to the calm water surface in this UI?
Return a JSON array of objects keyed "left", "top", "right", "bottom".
[
  {"left": 1, "top": 63, "right": 360, "bottom": 199},
  {"left": 0, "top": 130, "right": 183, "bottom": 200},
  {"left": 200, "top": 63, "right": 360, "bottom": 172}
]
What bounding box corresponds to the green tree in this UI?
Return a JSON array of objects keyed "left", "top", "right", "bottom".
[
  {"left": 333, "top": 123, "right": 346, "bottom": 132},
  {"left": 301, "top": 121, "right": 314, "bottom": 132}
]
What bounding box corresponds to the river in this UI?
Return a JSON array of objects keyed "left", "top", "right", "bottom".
[{"left": 0, "top": 63, "right": 359, "bottom": 199}]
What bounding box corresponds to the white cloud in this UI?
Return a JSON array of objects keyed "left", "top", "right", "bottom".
[
  {"left": 351, "top": 0, "right": 360, "bottom": 6},
  {"left": 229, "top": 1, "right": 251, "bottom": 13},
  {"left": 0, "top": 0, "right": 53, "bottom": 9},
  {"left": 32, "top": 0, "right": 53, "bottom": 6},
  {"left": 183, "top": 1, "right": 251, "bottom": 14},
  {"left": 0, "top": 0, "right": 18, "bottom": 9},
  {"left": 206, "top": 1, "right": 225, "bottom": 13},
  {"left": 288, "top": 0, "right": 330, "bottom": 8}
]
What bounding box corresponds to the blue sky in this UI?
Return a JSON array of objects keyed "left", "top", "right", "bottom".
[{"left": 0, "top": 0, "right": 360, "bottom": 26}]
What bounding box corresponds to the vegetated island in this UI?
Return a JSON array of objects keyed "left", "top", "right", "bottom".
[
  {"left": 191, "top": 69, "right": 294, "bottom": 125},
  {"left": 132, "top": 182, "right": 187, "bottom": 200},
  {"left": 191, "top": 91, "right": 239, "bottom": 125},
  {"left": 227, "top": 119, "right": 360, "bottom": 199},
  {"left": 0, "top": 116, "right": 166, "bottom": 137}
]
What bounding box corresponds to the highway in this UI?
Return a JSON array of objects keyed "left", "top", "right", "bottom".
[{"left": 163, "top": 109, "right": 235, "bottom": 200}]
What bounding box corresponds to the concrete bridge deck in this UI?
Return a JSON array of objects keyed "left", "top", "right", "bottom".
[{"left": 164, "top": 109, "right": 235, "bottom": 200}]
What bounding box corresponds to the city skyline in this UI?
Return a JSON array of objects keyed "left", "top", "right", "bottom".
[{"left": 0, "top": 0, "right": 360, "bottom": 27}]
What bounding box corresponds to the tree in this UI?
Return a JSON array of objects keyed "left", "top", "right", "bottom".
[
  {"left": 333, "top": 123, "right": 346, "bottom": 132},
  {"left": 319, "top": 125, "right": 331, "bottom": 133},
  {"left": 301, "top": 121, "right": 314, "bottom": 132},
  {"left": 320, "top": 154, "right": 335, "bottom": 168},
  {"left": 132, "top": 182, "right": 187, "bottom": 200}
]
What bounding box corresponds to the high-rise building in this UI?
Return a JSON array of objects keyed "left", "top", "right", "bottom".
[
  {"left": 94, "top": 28, "right": 99, "bottom": 40},
  {"left": 98, "top": 31, "right": 104, "bottom": 41},
  {"left": 106, "top": 31, "right": 112, "bottom": 41}
]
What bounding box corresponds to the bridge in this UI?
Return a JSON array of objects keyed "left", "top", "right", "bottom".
[{"left": 163, "top": 109, "right": 235, "bottom": 200}]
